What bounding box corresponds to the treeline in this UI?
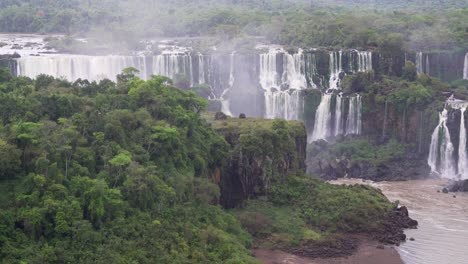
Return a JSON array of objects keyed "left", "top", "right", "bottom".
[{"left": 0, "top": 0, "right": 466, "bottom": 52}]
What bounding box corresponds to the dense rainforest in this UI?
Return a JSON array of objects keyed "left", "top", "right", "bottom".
[
  {"left": 0, "top": 67, "right": 413, "bottom": 263},
  {"left": 0, "top": 0, "right": 466, "bottom": 52}
]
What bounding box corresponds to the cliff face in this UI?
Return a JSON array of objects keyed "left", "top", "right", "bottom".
[
  {"left": 0, "top": 57, "right": 17, "bottom": 76},
  {"left": 307, "top": 75, "right": 457, "bottom": 181},
  {"left": 210, "top": 116, "right": 307, "bottom": 208}
]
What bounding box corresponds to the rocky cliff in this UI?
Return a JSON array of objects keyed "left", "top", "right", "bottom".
[{"left": 208, "top": 114, "right": 307, "bottom": 208}]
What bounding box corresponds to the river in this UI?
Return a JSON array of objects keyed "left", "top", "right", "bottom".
[{"left": 330, "top": 179, "right": 468, "bottom": 264}]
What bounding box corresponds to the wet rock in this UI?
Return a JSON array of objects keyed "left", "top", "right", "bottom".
[
  {"left": 409, "top": 237, "right": 415, "bottom": 241},
  {"left": 442, "top": 188, "right": 449, "bottom": 193},
  {"left": 397, "top": 206, "right": 409, "bottom": 217},
  {"left": 0, "top": 53, "right": 20, "bottom": 59},
  {"left": 376, "top": 245, "right": 384, "bottom": 249},
  {"left": 239, "top": 113, "right": 246, "bottom": 119},
  {"left": 214, "top": 111, "right": 227, "bottom": 120},
  {"left": 375, "top": 207, "right": 418, "bottom": 245},
  {"left": 446, "top": 180, "right": 468, "bottom": 192},
  {"left": 453, "top": 195, "right": 456, "bottom": 198}
]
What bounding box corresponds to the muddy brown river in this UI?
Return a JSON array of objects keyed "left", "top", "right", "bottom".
[{"left": 331, "top": 179, "right": 468, "bottom": 264}]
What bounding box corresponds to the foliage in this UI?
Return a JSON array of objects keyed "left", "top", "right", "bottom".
[
  {"left": 331, "top": 139, "right": 406, "bottom": 165},
  {"left": 0, "top": 69, "right": 259, "bottom": 263},
  {"left": 235, "top": 175, "right": 394, "bottom": 248},
  {"left": 0, "top": 1, "right": 466, "bottom": 52}
]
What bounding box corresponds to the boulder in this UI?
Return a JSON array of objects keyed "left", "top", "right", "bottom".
[{"left": 214, "top": 111, "right": 228, "bottom": 120}]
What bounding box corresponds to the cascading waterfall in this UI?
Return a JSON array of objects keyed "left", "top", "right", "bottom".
[
  {"left": 329, "top": 51, "right": 343, "bottom": 90},
  {"left": 311, "top": 93, "right": 333, "bottom": 142},
  {"left": 346, "top": 95, "right": 362, "bottom": 135},
  {"left": 304, "top": 53, "right": 318, "bottom": 88},
  {"left": 416, "top": 52, "right": 430, "bottom": 75},
  {"left": 428, "top": 109, "right": 456, "bottom": 179},
  {"left": 260, "top": 48, "right": 307, "bottom": 120},
  {"left": 198, "top": 53, "right": 206, "bottom": 84},
  {"left": 16, "top": 55, "right": 149, "bottom": 81},
  {"left": 357, "top": 51, "right": 372, "bottom": 72},
  {"left": 153, "top": 53, "right": 193, "bottom": 85},
  {"left": 220, "top": 52, "right": 235, "bottom": 116},
  {"left": 334, "top": 93, "right": 343, "bottom": 136},
  {"left": 458, "top": 107, "right": 467, "bottom": 179},
  {"left": 416, "top": 52, "right": 423, "bottom": 75},
  {"left": 425, "top": 54, "right": 430, "bottom": 75},
  {"left": 464, "top": 53, "right": 468, "bottom": 80},
  {"left": 310, "top": 93, "right": 362, "bottom": 142}
]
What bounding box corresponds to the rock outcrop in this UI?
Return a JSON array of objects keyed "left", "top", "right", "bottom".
[{"left": 210, "top": 116, "right": 307, "bottom": 208}]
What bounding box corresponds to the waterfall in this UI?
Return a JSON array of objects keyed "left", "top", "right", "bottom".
[
  {"left": 16, "top": 55, "right": 149, "bottom": 81},
  {"left": 198, "top": 53, "right": 206, "bottom": 84},
  {"left": 334, "top": 93, "right": 343, "bottom": 136},
  {"left": 220, "top": 52, "right": 235, "bottom": 116},
  {"left": 416, "top": 52, "right": 423, "bottom": 75},
  {"left": 357, "top": 51, "right": 372, "bottom": 72},
  {"left": 458, "top": 107, "right": 467, "bottom": 179},
  {"left": 425, "top": 54, "right": 430, "bottom": 76},
  {"left": 311, "top": 93, "right": 332, "bottom": 142},
  {"left": 329, "top": 51, "right": 343, "bottom": 90},
  {"left": 305, "top": 53, "right": 318, "bottom": 88},
  {"left": 260, "top": 48, "right": 307, "bottom": 120},
  {"left": 416, "top": 52, "right": 430, "bottom": 75},
  {"left": 346, "top": 95, "right": 362, "bottom": 135},
  {"left": 428, "top": 109, "right": 456, "bottom": 179},
  {"left": 153, "top": 53, "right": 193, "bottom": 84},
  {"left": 464, "top": 53, "right": 468, "bottom": 80},
  {"left": 310, "top": 93, "right": 362, "bottom": 142}
]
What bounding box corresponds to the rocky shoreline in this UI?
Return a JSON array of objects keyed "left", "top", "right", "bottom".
[
  {"left": 277, "top": 206, "right": 417, "bottom": 260},
  {"left": 253, "top": 238, "right": 404, "bottom": 264}
]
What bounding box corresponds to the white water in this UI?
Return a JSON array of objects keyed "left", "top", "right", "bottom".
[
  {"left": 311, "top": 93, "right": 333, "bottom": 142},
  {"left": 329, "top": 51, "right": 343, "bottom": 90},
  {"left": 198, "top": 53, "right": 206, "bottom": 84},
  {"left": 334, "top": 93, "right": 343, "bottom": 136},
  {"left": 416, "top": 52, "right": 430, "bottom": 75},
  {"left": 16, "top": 55, "right": 149, "bottom": 81},
  {"left": 357, "top": 51, "right": 372, "bottom": 72},
  {"left": 428, "top": 109, "right": 456, "bottom": 179},
  {"left": 416, "top": 52, "right": 423, "bottom": 75},
  {"left": 464, "top": 53, "right": 468, "bottom": 80},
  {"left": 458, "top": 107, "right": 467, "bottom": 179},
  {"left": 260, "top": 47, "right": 308, "bottom": 120},
  {"left": 345, "top": 95, "right": 362, "bottom": 135},
  {"left": 310, "top": 93, "right": 362, "bottom": 142},
  {"left": 220, "top": 52, "right": 235, "bottom": 116},
  {"left": 153, "top": 53, "right": 193, "bottom": 85}
]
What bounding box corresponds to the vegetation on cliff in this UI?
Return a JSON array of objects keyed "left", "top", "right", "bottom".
[
  {"left": 209, "top": 115, "right": 306, "bottom": 207},
  {"left": 234, "top": 176, "right": 411, "bottom": 255}
]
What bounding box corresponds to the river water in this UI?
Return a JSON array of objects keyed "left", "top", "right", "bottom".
[{"left": 330, "top": 179, "right": 468, "bottom": 264}]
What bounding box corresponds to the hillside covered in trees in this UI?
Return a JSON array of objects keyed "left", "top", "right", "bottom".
[{"left": 0, "top": 0, "right": 466, "bottom": 52}]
